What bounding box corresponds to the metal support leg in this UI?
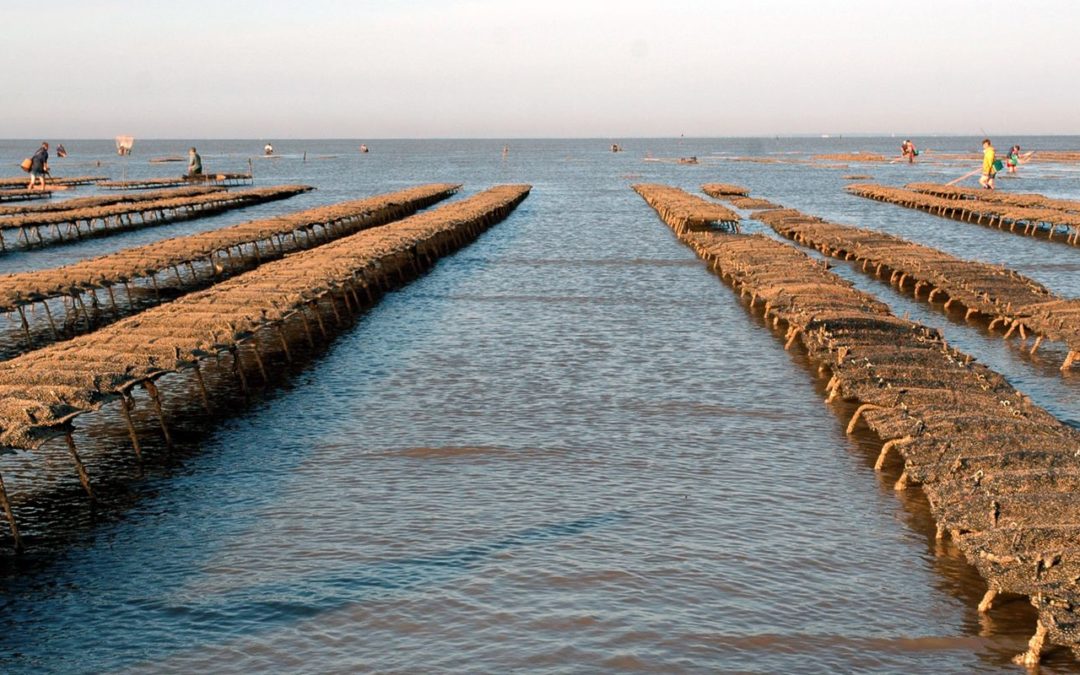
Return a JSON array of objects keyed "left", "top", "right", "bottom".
[
  {"left": 41, "top": 301, "right": 60, "bottom": 340},
  {"left": 65, "top": 432, "right": 95, "bottom": 500},
  {"left": 277, "top": 326, "right": 293, "bottom": 364},
  {"left": 143, "top": 381, "right": 173, "bottom": 449},
  {"left": 105, "top": 284, "right": 120, "bottom": 316},
  {"left": 298, "top": 310, "right": 316, "bottom": 348},
  {"left": 250, "top": 342, "right": 269, "bottom": 383},
  {"left": 0, "top": 471, "right": 23, "bottom": 553},
  {"left": 16, "top": 306, "right": 32, "bottom": 348},
  {"left": 192, "top": 362, "right": 212, "bottom": 414},
  {"left": 231, "top": 348, "right": 250, "bottom": 395},
  {"left": 311, "top": 302, "right": 328, "bottom": 338},
  {"left": 120, "top": 395, "right": 143, "bottom": 460}
]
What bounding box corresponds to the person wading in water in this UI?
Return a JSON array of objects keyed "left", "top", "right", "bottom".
[
  {"left": 26, "top": 142, "right": 49, "bottom": 190},
  {"left": 979, "top": 139, "right": 997, "bottom": 190}
]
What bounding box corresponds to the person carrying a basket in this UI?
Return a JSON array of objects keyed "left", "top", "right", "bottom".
[{"left": 26, "top": 142, "right": 49, "bottom": 190}]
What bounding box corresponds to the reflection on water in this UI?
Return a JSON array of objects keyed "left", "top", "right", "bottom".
[{"left": 0, "top": 137, "right": 1079, "bottom": 673}]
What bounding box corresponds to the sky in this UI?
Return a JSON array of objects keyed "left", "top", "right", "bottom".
[{"left": 3, "top": 0, "right": 1079, "bottom": 138}]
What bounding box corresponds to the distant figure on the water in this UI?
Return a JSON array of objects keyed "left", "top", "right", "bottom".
[
  {"left": 115, "top": 135, "right": 135, "bottom": 156},
  {"left": 502, "top": 144, "right": 509, "bottom": 158},
  {"left": 979, "top": 138, "right": 997, "bottom": 190},
  {"left": 901, "top": 139, "right": 918, "bottom": 163},
  {"left": 187, "top": 147, "right": 203, "bottom": 177},
  {"left": 1006, "top": 144, "right": 1022, "bottom": 174},
  {"left": 359, "top": 144, "right": 369, "bottom": 153},
  {"left": 611, "top": 143, "right": 622, "bottom": 152},
  {"left": 264, "top": 143, "right": 274, "bottom": 156},
  {"left": 56, "top": 144, "right": 67, "bottom": 158},
  {"left": 26, "top": 142, "right": 49, "bottom": 190}
]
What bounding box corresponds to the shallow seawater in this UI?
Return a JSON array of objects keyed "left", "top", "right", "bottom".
[{"left": 1, "top": 137, "right": 1079, "bottom": 673}]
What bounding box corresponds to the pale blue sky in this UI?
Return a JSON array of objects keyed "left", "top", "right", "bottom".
[{"left": 4, "top": 0, "right": 1078, "bottom": 137}]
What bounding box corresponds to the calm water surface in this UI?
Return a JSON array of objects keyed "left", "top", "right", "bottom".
[{"left": 0, "top": 137, "right": 1079, "bottom": 673}]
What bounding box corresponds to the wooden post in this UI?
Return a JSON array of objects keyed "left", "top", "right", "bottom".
[
  {"left": 105, "top": 283, "right": 121, "bottom": 316},
  {"left": 16, "top": 305, "right": 32, "bottom": 348},
  {"left": 192, "top": 362, "right": 213, "bottom": 414},
  {"left": 339, "top": 286, "right": 355, "bottom": 316},
  {"left": 311, "top": 302, "right": 328, "bottom": 338},
  {"left": 360, "top": 282, "right": 374, "bottom": 304},
  {"left": 298, "top": 310, "right": 316, "bottom": 348},
  {"left": 1014, "top": 621, "right": 1048, "bottom": 667},
  {"left": 64, "top": 432, "right": 95, "bottom": 500},
  {"left": 894, "top": 470, "right": 910, "bottom": 491},
  {"left": 231, "top": 347, "right": 250, "bottom": 395},
  {"left": 41, "top": 300, "right": 60, "bottom": 340},
  {"left": 346, "top": 280, "right": 362, "bottom": 309},
  {"left": 119, "top": 395, "right": 143, "bottom": 460},
  {"left": 250, "top": 342, "right": 269, "bottom": 383},
  {"left": 326, "top": 292, "right": 343, "bottom": 324},
  {"left": 1062, "top": 351, "right": 1077, "bottom": 372},
  {"left": 1030, "top": 335, "right": 1043, "bottom": 354},
  {"left": 74, "top": 293, "right": 93, "bottom": 328},
  {"left": 0, "top": 471, "right": 23, "bottom": 553},
  {"left": 277, "top": 326, "right": 293, "bottom": 363},
  {"left": 142, "top": 380, "right": 173, "bottom": 449},
  {"left": 846, "top": 403, "right": 879, "bottom": 434}
]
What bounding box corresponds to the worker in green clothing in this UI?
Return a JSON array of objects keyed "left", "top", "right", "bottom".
[{"left": 1006, "top": 145, "right": 1022, "bottom": 174}]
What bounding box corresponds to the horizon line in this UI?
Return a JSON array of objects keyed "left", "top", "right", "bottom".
[{"left": 6, "top": 133, "right": 1080, "bottom": 142}]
